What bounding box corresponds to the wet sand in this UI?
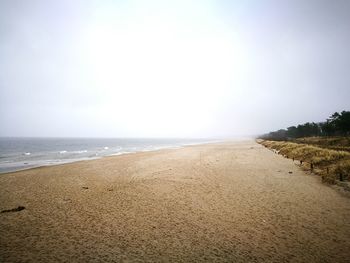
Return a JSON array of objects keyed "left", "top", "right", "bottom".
[{"left": 1, "top": 141, "right": 350, "bottom": 262}]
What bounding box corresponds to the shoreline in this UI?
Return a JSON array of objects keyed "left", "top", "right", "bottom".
[
  {"left": 0, "top": 140, "right": 222, "bottom": 175},
  {"left": 0, "top": 140, "right": 223, "bottom": 175}
]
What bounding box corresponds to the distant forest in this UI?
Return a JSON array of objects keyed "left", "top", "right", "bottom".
[{"left": 260, "top": 111, "right": 350, "bottom": 140}]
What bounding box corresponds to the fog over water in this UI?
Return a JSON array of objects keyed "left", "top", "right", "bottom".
[{"left": 1, "top": 0, "right": 350, "bottom": 138}]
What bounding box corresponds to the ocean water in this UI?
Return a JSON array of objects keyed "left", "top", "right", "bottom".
[{"left": 0, "top": 137, "right": 213, "bottom": 173}]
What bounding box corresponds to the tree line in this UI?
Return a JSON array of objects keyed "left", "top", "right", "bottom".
[{"left": 260, "top": 110, "right": 350, "bottom": 140}]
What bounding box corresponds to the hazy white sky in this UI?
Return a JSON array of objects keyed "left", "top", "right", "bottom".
[{"left": 1, "top": 0, "right": 350, "bottom": 138}]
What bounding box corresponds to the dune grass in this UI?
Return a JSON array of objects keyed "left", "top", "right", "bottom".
[
  {"left": 259, "top": 140, "right": 350, "bottom": 185},
  {"left": 295, "top": 136, "right": 350, "bottom": 152}
]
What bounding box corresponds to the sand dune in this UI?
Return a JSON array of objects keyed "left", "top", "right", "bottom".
[{"left": 1, "top": 141, "right": 349, "bottom": 262}]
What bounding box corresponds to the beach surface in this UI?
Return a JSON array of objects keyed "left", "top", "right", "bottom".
[{"left": 1, "top": 140, "right": 350, "bottom": 262}]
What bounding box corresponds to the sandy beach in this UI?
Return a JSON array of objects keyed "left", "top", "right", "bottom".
[{"left": 1, "top": 140, "right": 349, "bottom": 262}]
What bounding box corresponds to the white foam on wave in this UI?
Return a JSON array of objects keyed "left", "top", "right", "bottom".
[
  {"left": 141, "top": 149, "right": 153, "bottom": 152},
  {"left": 24, "top": 152, "right": 31, "bottom": 155},
  {"left": 59, "top": 151, "right": 67, "bottom": 154},
  {"left": 110, "top": 151, "right": 134, "bottom": 156},
  {"left": 104, "top": 146, "right": 109, "bottom": 150},
  {"left": 110, "top": 152, "right": 123, "bottom": 156}
]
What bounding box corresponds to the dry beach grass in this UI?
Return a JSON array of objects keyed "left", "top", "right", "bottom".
[
  {"left": 260, "top": 140, "right": 350, "bottom": 184},
  {"left": 295, "top": 136, "right": 350, "bottom": 152},
  {"left": 1, "top": 141, "right": 350, "bottom": 262}
]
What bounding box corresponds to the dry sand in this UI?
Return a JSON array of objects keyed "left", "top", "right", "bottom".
[{"left": 1, "top": 141, "right": 350, "bottom": 262}]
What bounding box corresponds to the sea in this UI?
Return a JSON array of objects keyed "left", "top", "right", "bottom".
[{"left": 0, "top": 137, "right": 214, "bottom": 174}]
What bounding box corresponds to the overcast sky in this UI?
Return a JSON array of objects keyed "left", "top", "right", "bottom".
[{"left": 1, "top": 0, "right": 349, "bottom": 138}]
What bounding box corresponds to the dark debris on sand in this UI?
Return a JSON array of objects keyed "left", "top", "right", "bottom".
[{"left": 1, "top": 206, "right": 26, "bottom": 213}]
